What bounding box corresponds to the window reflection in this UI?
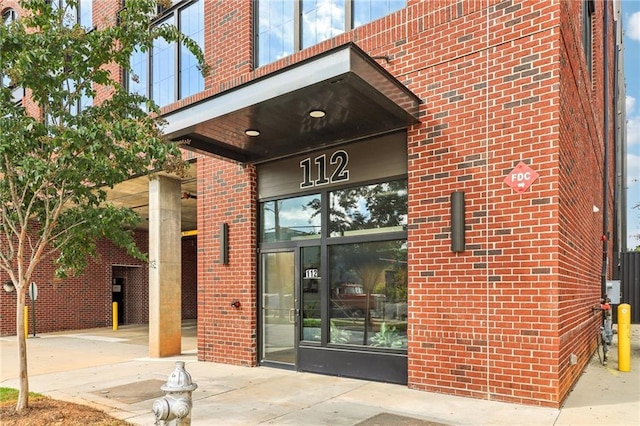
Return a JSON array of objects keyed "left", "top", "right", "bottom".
[
  {"left": 152, "top": 16, "right": 176, "bottom": 107},
  {"left": 52, "top": 0, "right": 92, "bottom": 29},
  {"left": 301, "top": 0, "right": 345, "bottom": 49},
  {"left": 329, "top": 240, "right": 407, "bottom": 348},
  {"left": 261, "top": 194, "right": 321, "bottom": 242},
  {"left": 353, "top": 0, "right": 405, "bottom": 27},
  {"left": 257, "top": 0, "right": 406, "bottom": 67},
  {"left": 129, "top": 46, "right": 148, "bottom": 100},
  {"left": 301, "top": 246, "right": 321, "bottom": 341},
  {"left": 179, "top": 0, "right": 204, "bottom": 99},
  {"left": 258, "top": 0, "right": 295, "bottom": 66},
  {"left": 79, "top": 0, "right": 93, "bottom": 29},
  {"left": 260, "top": 175, "right": 408, "bottom": 353},
  {"left": 128, "top": 1, "right": 204, "bottom": 107},
  {"left": 64, "top": 78, "right": 94, "bottom": 116},
  {"left": 329, "top": 179, "right": 407, "bottom": 237}
]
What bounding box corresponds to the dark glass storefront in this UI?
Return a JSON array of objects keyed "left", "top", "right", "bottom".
[{"left": 257, "top": 133, "right": 408, "bottom": 384}]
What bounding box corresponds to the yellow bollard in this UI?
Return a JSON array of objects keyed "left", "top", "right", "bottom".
[
  {"left": 24, "top": 306, "right": 28, "bottom": 338},
  {"left": 617, "top": 303, "right": 631, "bottom": 372},
  {"left": 112, "top": 302, "right": 118, "bottom": 331}
]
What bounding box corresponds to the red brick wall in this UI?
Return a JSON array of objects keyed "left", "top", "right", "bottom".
[
  {"left": 401, "top": 0, "right": 563, "bottom": 406},
  {"left": 3, "top": 0, "right": 616, "bottom": 409},
  {"left": 197, "top": 156, "right": 257, "bottom": 366},
  {"left": 0, "top": 233, "right": 148, "bottom": 336},
  {"left": 1, "top": 0, "right": 200, "bottom": 336},
  {"left": 1, "top": 234, "right": 198, "bottom": 335},
  {"left": 555, "top": 0, "right": 616, "bottom": 402},
  {"left": 187, "top": 0, "right": 614, "bottom": 407}
]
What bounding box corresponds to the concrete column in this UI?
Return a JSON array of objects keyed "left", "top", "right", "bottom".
[{"left": 148, "top": 175, "right": 182, "bottom": 357}]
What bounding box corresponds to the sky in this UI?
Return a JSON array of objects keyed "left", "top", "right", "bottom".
[{"left": 624, "top": 1, "right": 640, "bottom": 250}]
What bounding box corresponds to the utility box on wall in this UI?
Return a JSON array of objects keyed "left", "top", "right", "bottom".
[{"left": 606, "top": 280, "right": 621, "bottom": 305}]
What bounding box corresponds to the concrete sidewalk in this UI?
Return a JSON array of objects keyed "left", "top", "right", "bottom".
[{"left": 1, "top": 322, "right": 638, "bottom": 426}]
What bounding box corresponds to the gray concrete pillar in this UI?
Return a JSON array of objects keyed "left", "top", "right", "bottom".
[{"left": 148, "top": 175, "right": 182, "bottom": 357}]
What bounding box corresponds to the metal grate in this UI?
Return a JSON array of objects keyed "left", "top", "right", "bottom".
[{"left": 620, "top": 251, "right": 640, "bottom": 324}]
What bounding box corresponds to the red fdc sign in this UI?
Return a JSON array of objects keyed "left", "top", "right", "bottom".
[{"left": 504, "top": 162, "right": 539, "bottom": 193}]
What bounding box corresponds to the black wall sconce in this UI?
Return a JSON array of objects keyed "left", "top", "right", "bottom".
[
  {"left": 451, "top": 191, "right": 465, "bottom": 252},
  {"left": 220, "top": 222, "right": 229, "bottom": 265},
  {"left": 231, "top": 300, "right": 241, "bottom": 309}
]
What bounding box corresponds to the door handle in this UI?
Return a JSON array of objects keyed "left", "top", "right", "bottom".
[{"left": 288, "top": 308, "right": 299, "bottom": 323}]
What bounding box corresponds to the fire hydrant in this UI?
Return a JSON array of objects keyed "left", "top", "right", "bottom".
[{"left": 152, "top": 361, "right": 198, "bottom": 426}]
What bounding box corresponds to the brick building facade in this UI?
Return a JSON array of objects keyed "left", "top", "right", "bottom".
[{"left": 1, "top": 0, "right": 625, "bottom": 408}]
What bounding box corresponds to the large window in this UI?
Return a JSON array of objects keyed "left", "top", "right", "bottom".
[
  {"left": 178, "top": 1, "right": 204, "bottom": 99},
  {"left": 51, "top": 0, "right": 93, "bottom": 29},
  {"left": 329, "top": 239, "right": 407, "bottom": 349},
  {"left": 51, "top": 0, "right": 94, "bottom": 114},
  {"left": 301, "top": 0, "right": 345, "bottom": 49},
  {"left": 127, "top": 0, "right": 204, "bottom": 108},
  {"left": 260, "top": 178, "right": 408, "bottom": 351},
  {"left": 256, "top": 0, "right": 406, "bottom": 67},
  {"left": 152, "top": 15, "right": 176, "bottom": 107},
  {"left": 327, "top": 179, "right": 407, "bottom": 349}
]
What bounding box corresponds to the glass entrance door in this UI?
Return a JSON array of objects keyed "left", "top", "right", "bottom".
[{"left": 261, "top": 251, "right": 296, "bottom": 364}]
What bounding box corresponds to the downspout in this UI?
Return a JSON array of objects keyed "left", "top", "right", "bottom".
[{"left": 601, "top": 1, "right": 609, "bottom": 296}]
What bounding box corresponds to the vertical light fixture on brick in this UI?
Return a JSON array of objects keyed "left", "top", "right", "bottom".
[
  {"left": 451, "top": 191, "right": 465, "bottom": 252},
  {"left": 220, "top": 223, "right": 229, "bottom": 264}
]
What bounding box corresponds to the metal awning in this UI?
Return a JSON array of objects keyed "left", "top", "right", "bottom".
[{"left": 163, "top": 43, "right": 421, "bottom": 164}]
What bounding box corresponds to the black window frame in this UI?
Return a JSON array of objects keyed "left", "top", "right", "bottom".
[
  {"left": 254, "top": 0, "right": 406, "bottom": 68},
  {"left": 125, "top": 0, "right": 205, "bottom": 108},
  {"left": 47, "top": 0, "right": 95, "bottom": 115},
  {"left": 49, "top": 0, "right": 93, "bottom": 30},
  {"left": 259, "top": 175, "right": 408, "bottom": 353},
  {"left": 2, "top": 7, "right": 16, "bottom": 23}
]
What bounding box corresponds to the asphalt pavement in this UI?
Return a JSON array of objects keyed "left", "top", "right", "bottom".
[{"left": 1, "top": 320, "right": 638, "bottom": 425}]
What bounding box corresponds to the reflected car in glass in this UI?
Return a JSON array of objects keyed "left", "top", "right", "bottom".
[{"left": 331, "top": 282, "right": 386, "bottom": 318}]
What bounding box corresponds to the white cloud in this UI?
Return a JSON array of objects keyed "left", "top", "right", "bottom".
[
  {"left": 629, "top": 115, "right": 640, "bottom": 147},
  {"left": 628, "top": 97, "right": 640, "bottom": 148},
  {"left": 302, "top": 0, "right": 345, "bottom": 43},
  {"left": 628, "top": 153, "right": 640, "bottom": 186},
  {"left": 628, "top": 11, "right": 640, "bottom": 42}
]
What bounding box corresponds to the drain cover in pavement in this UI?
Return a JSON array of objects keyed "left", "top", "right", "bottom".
[
  {"left": 94, "top": 379, "right": 165, "bottom": 404},
  {"left": 356, "top": 413, "right": 449, "bottom": 426}
]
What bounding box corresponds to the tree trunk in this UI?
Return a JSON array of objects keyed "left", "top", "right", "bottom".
[{"left": 15, "top": 284, "right": 29, "bottom": 412}]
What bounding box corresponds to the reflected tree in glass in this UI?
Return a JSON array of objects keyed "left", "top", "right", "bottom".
[
  {"left": 329, "top": 240, "right": 406, "bottom": 346},
  {"left": 261, "top": 194, "right": 321, "bottom": 242},
  {"left": 329, "top": 180, "right": 407, "bottom": 236}
]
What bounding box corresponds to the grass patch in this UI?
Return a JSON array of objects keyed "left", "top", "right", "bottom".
[{"left": 0, "top": 387, "right": 44, "bottom": 403}]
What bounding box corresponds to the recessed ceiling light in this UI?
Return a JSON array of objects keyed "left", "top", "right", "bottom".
[
  {"left": 245, "top": 129, "right": 260, "bottom": 137},
  {"left": 309, "top": 110, "right": 326, "bottom": 118}
]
